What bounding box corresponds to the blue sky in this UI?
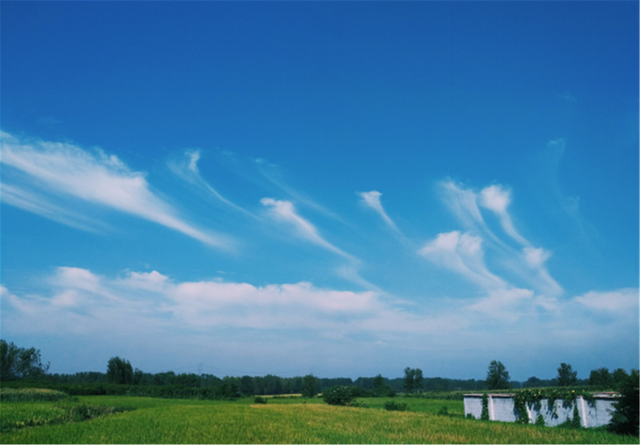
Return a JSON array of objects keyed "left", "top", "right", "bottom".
[{"left": 1, "top": 1, "right": 638, "bottom": 381}]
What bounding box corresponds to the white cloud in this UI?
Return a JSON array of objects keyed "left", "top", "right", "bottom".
[
  {"left": 440, "top": 180, "right": 486, "bottom": 230},
  {"left": 2, "top": 268, "right": 637, "bottom": 376},
  {"left": 0, "top": 183, "right": 108, "bottom": 233},
  {"left": 187, "top": 150, "right": 200, "bottom": 173},
  {"left": 1, "top": 132, "right": 230, "bottom": 249},
  {"left": 479, "top": 184, "right": 529, "bottom": 246},
  {"left": 168, "top": 149, "right": 251, "bottom": 216},
  {"left": 435, "top": 179, "right": 563, "bottom": 297},
  {"left": 418, "top": 231, "right": 507, "bottom": 290},
  {"left": 467, "top": 288, "right": 535, "bottom": 321},
  {"left": 574, "top": 289, "right": 639, "bottom": 312},
  {"left": 359, "top": 190, "right": 399, "bottom": 232},
  {"left": 261, "top": 198, "right": 354, "bottom": 261}
]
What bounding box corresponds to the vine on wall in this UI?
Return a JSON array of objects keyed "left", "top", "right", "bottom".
[
  {"left": 512, "top": 388, "right": 595, "bottom": 425},
  {"left": 481, "top": 393, "right": 489, "bottom": 420}
]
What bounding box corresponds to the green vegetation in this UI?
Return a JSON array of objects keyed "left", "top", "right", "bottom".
[
  {"left": 106, "top": 357, "right": 133, "bottom": 385},
  {"left": 0, "top": 393, "right": 135, "bottom": 433},
  {"left": 1, "top": 395, "right": 637, "bottom": 444},
  {"left": 486, "top": 360, "right": 510, "bottom": 390},
  {"left": 384, "top": 400, "right": 409, "bottom": 411},
  {"left": 1, "top": 343, "right": 637, "bottom": 443},
  {"left": 556, "top": 363, "right": 578, "bottom": 387},
  {"left": 0, "top": 388, "right": 69, "bottom": 402},
  {"left": 0, "top": 341, "right": 49, "bottom": 381},
  {"left": 322, "top": 386, "right": 356, "bottom": 406},
  {"left": 608, "top": 369, "right": 639, "bottom": 436},
  {"left": 403, "top": 367, "right": 424, "bottom": 394},
  {"left": 301, "top": 374, "right": 319, "bottom": 398}
]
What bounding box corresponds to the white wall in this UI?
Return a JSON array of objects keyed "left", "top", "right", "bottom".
[{"left": 463, "top": 393, "right": 618, "bottom": 428}]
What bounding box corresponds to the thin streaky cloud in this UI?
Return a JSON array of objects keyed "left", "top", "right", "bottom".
[
  {"left": 359, "top": 191, "right": 400, "bottom": 233},
  {"left": 478, "top": 184, "right": 529, "bottom": 246},
  {"left": 439, "top": 179, "right": 563, "bottom": 296},
  {"left": 168, "top": 150, "right": 253, "bottom": 217},
  {"left": 255, "top": 159, "right": 350, "bottom": 225},
  {"left": 261, "top": 198, "right": 355, "bottom": 261},
  {"left": 0, "top": 182, "right": 108, "bottom": 233},
  {"left": 1, "top": 131, "right": 231, "bottom": 249},
  {"left": 439, "top": 180, "right": 508, "bottom": 250},
  {"left": 418, "top": 231, "right": 507, "bottom": 290}
]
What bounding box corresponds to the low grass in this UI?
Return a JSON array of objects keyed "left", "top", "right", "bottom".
[
  {"left": 1, "top": 393, "right": 136, "bottom": 434},
  {"left": 0, "top": 388, "right": 69, "bottom": 402},
  {"left": 1, "top": 395, "right": 637, "bottom": 444}
]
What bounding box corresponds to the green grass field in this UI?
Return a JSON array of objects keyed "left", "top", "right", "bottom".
[{"left": 1, "top": 394, "right": 638, "bottom": 444}]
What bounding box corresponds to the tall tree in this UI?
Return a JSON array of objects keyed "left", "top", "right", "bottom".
[
  {"left": 0, "top": 340, "right": 49, "bottom": 381},
  {"left": 485, "top": 360, "right": 510, "bottom": 390},
  {"left": 403, "top": 367, "right": 424, "bottom": 394},
  {"left": 612, "top": 368, "right": 629, "bottom": 391},
  {"left": 301, "top": 374, "right": 319, "bottom": 398},
  {"left": 589, "top": 367, "right": 612, "bottom": 389},
  {"left": 106, "top": 357, "right": 133, "bottom": 384},
  {"left": 556, "top": 363, "right": 578, "bottom": 387},
  {"left": 239, "top": 375, "right": 255, "bottom": 396}
]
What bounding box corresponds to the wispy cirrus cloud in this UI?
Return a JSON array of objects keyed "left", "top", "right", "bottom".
[
  {"left": 0, "top": 183, "right": 108, "bottom": 233},
  {"left": 436, "top": 179, "right": 562, "bottom": 297},
  {"left": 418, "top": 231, "right": 507, "bottom": 290},
  {"left": 478, "top": 184, "right": 528, "bottom": 246},
  {"left": 359, "top": 191, "right": 399, "bottom": 233},
  {"left": 168, "top": 149, "right": 252, "bottom": 217},
  {"left": 260, "top": 198, "right": 354, "bottom": 261},
  {"left": 0, "top": 131, "right": 231, "bottom": 249}
]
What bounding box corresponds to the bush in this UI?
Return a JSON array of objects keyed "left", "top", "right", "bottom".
[
  {"left": 253, "top": 396, "right": 267, "bottom": 404},
  {"left": 535, "top": 414, "right": 545, "bottom": 426},
  {"left": 608, "top": 369, "right": 639, "bottom": 436},
  {"left": 437, "top": 406, "right": 448, "bottom": 416},
  {"left": 322, "top": 386, "right": 355, "bottom": 406},
  {"left": 384, "top": 401, "right": 409, "bottom": 411}
]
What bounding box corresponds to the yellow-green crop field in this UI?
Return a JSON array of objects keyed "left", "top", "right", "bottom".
[{"left": 1, "top": 394, "right": 638, "bottom": 444}]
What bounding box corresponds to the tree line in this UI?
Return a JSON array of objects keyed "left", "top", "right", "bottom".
[{"left": 1, "top": 340, "right": 635, "bottom": 395}]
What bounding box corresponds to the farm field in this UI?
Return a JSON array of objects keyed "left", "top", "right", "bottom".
[{"left": 1, "top": 395, "right": 638, "bottom": 444}]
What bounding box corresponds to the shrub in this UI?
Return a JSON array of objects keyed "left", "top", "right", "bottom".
[
  {"left": 322, "top": 386, "right": 355, "bottom": 406},
  {"left": 608, "top": 369, "right": 639, "bottom": 436},
  {"left": 253, "top": 396, "right": 267, "bottom": 404},
  {"left": 535, "top": 414, "right": 545, "bottom": 426},
  {"left": 437, "top": 406, "right": 448, "bottom": 416},
  {"left": 384, "top": 401, "right": 409, "bottom": 411}
]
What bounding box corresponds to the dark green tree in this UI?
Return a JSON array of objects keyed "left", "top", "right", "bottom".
[
  {"left": 239, "top": 375, "right": 255, "bottom": 396},
  {"left": 608, "top": 369, "right": 639, "bottom": 436},
  {"left": 132, "top": 368, "right": 144, "bottom": 385},
  {"left": 301, "top": 374, "right": 319, "bottom": 398},
  {"left": 612, "top": 368, "right": 630, "bottom": 391},
  {"left": 372, "top": 374, "right": 395, "bottom": 397},
  {"left": 106, "top": 357, "right": 133, "bottom": 384},
  {"left": 556, "top": 363, "right": 578, "bottom": 387},
  {"left": 0, "top": 340, "right": 49, "bottom": 381},
  {"left": 403, "top": 367, "right": 424, "bottom": 394},
  {"left": 589, "top": 367, "right": 612, "bottom": 389},
  {"left": 485, "top": 360, "right": 510, "bottom": 390}
]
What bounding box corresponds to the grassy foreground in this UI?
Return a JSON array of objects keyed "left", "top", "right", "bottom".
[{"left": 1, "top": 395, "right": 637, "bottom": 444}]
